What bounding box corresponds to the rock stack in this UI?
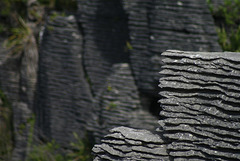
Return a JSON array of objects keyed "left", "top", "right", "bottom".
[
  {"left": 159, "top": 50, "right": 240, "bottom": 160},
  {"left": 93, "top": 126, "right": 169, "bottom": 161},
  {"left": 35, "top": 15, "right": 94, "bottom": 146}
]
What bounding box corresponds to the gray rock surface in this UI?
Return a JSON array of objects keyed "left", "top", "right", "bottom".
[
  {"left": 128, "top": 0, "right": 221, "bottom": 96},
  {"left": 92, "top": 126, "right": 169, "bottom": 161},
  {"left": 0, "top": 40, "right": 20, "bottom": 104},
  {"left": 20, "top": 34, "right": 38, "bottom": 111},
  {"left": 93, "top": 63, "right": 158, "bottom": 143},
  {"left": 159, "top": 50, "right": 240, "bottom": 160},
  {"left": 77, "top": 0, "right": 130, "bottom": 96},
  {"left": 0, "top": 38, "right": 35, "bottom": 161},
  {"left": 34, "top": 15, "right": 94, "bottom": 146},
  {"left": 11, "top": 102, "right": 32, "bottom": 161}
]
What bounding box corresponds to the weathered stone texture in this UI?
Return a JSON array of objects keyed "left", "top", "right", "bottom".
[
  {"left": 159, "top": 50, "right": 240, "bottom": 160},
  {"left": 35, "top": 15, "right": 94, "bottom": 146},
  {"left": 77, "top": 0, "right": 130, "bottom": 96},
  {"left": 93, "top": 63, "right": 158, "bottom": 143},
  {"left": 128, "top": 0, "right": 221, "bottom": 96},
  {"left": 92, "top": 126, "right": 169, "bottom": 161}
]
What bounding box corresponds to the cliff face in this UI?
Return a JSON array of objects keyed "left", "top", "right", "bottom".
[
  {"left": 159, "top": 50, "right": 240, "bottom": 160},
  {"left": 0, "top": 0, "right": 222, "bottom": 160},
  {"left": 93, "top": 50, "right": 240, "bottom": 160}
]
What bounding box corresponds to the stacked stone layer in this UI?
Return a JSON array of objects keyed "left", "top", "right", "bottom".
[
  {"left": 35, "top": 15, "right": 94, "bottom": 146},
  {"left": 93, "top": 126, "right": 169, "bottom": 161},
  {"left": 159, "top": 50, "right": 240, "bottom": 160}
]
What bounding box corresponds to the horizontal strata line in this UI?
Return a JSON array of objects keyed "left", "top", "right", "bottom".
[
  {"left": 161, "top": 65, "right": 240, "bottom": 79},
  {"left": 159, "top": 84, "right": 240, "bottom": 103},
  {"left": 162, "top": 50, "right": 240, "bottom": 62},
  {"left": 161, "top": 122, "right": 240, "bottom": 143},
  {"left": 160, "top": 69, "right": 240, "bottom": 87},
  {"left": 159, "top": 86, "right": 240, "bottom": 105},
  {"left": 161, "top": 117, "right": 240, "bottom": 130},
  {"left": 160, "top": 103, "right": 240, "bottom": 120},
  {"left": 161, "top": 62, "right": 240, "bottom": 77},
  {"left": 163, "top": 132, "right": 240, "bottom": 152},
  {"left": 160, "top": 76, "right": 240, "bottom": 95},
  {"left": 159, "top": 97, "right": 240, "bottom": 113},
  {"left": 161, "top": 64, "right": 240, "bottom": 77},
  {"left": 169, "top": 150, "right": 207, "bottom": 158},
  {"left": 195, "top": 126, "right": 240, "bottom": 139},
  {"left": 160, "top": 110, "right": 240, "bottom": 127},
  {"left": 162, "top": 57, "right": 240, "bottom": 71},
  {"left": 167, "top": 143, "right": 240, "bottom": 159}
]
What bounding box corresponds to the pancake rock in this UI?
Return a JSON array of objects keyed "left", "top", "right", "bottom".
[
  {"left": 35, "top": 15, "right": 94, "bottom": 147},
  {"left": 159, "top": 50, "right": 240, "bottom": 160},
  {"left": 93, "top": 126, "right": 169, "bottom": 161}
]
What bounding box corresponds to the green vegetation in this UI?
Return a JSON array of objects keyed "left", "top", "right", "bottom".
[
  {"left": 1, "top": 0, "right": 77, "bottom": 55},
  {"left": 126, "top": 41, "right": 133, "bottom": 50},
  {"left": 106, "top": 101, "right": 117, "bottom": 110},
  {"left": 207, "top": 0, "right": 240, "bottom": 51},
  {"left": 0, "top": 0, "right": 28, "bottom": 35},
  {"left": 68, "top": 132, "right": 92, "bottom": 161},
  {"left": 26, "top": 133, "right": 92, "bottom": 161},
  {"left": 4, "top": 16, "right": 34, "bottom": 57},
  {"left": 26, "top": 140, "right": 66, "bottom": 161},
  {"left": 0, "top": 90, "right": 13, "bottom": 161},
  {"left": 107, "top": 85, "right": 113, "bottom": 92}
]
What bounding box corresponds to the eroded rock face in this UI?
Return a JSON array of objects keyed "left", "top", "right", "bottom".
[
  {"left": 0, "top": 0, "right": 225, "bottom": 159},
  {"left": 0, "top": 37, "right": 38, "bottom": 161},
  {"left": 92, "top": 126, "right": 169, "bottom": 161},
  {"left": 35, "top": 15, "right": 94, "bottom": 146},
  {"left": 93, "top": 50, "right": 240, "bottom": 160},
  {"left": 128, "top": 0, "right": 221, "bottom": 96},
  {"left": 159, "top": 50, "right": 240, "bottom": 160},
  {"left": 93, "top": 63, "right": 158, "bottom": 143},
  {"left": 77, "top": 0, "right": 130, "bottom": 96}
]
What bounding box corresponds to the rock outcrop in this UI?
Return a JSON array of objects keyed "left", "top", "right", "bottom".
[
  {"left": 93, "top": 126, "right": 169, "bottom": 161},
  {"left": 93, "top": 50, "right": 240, "bottom": 160},
  {"left": 159, "top": 50, "right": 240, "bottom": 160},
  {"left": 0, "top": 0, "right": 226, "bottom": 160},
  {"left": 35, "top": 15, "right": 94, "bottom": 146}
]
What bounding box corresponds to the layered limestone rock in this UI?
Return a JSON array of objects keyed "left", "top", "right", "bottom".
[
  {"left": 77, "top": 0, "right": 130, "bottom": 96},
  {"left": 128, "top": 0, "right": 221, "bottom": 96},
  {"left": 35, "top": 15, "right": 94, "bottom": 146},
  {"left": 93, "top": 63, "right": 158, "bottom": 143},
  {"left": 159, "top": 50, "right": 240, "bottom": 160},
  {"left": 92, "top": 126, "right": 169, "bottom": 161},
  {"left": 93, "top": 50, "right": 240, "bottom": 160}
]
